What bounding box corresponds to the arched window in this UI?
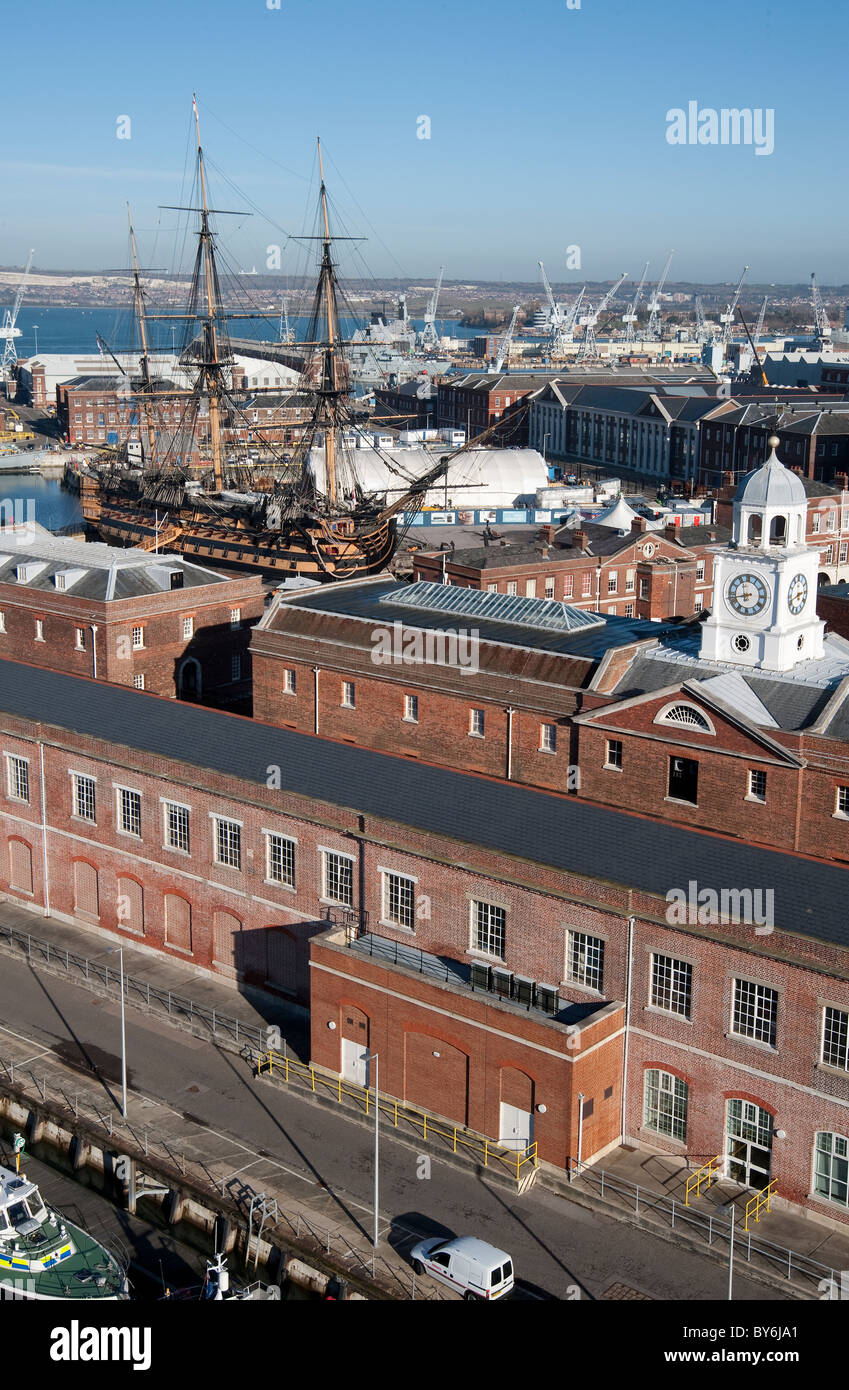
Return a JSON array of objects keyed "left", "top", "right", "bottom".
[
  {"left": 655, "top": 702, "right": 715, "bottom": 734},
  {"left": 814, "top": 1131, "right": 849, "bottom": 1208},
  {"left": 749, "top": 514, "right": 762, "bottom": 546},
  {"left": 643, "top": 1069, "right": 688, "bottom": 1141},
  {"left": 769, "top": 514, "right": 787, "bottom": 545}
]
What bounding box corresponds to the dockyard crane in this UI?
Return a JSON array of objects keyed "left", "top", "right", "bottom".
[
  {"left": 694, "top": 296, "right": 714, "bottom": 344},
  {"left": 754, "top": 295, "right": 768, "bottom": 347},
  {"left": 622, "top": 261, "right": 650, "bottom": 348},
  {"left": 719, "top": 265, "right": 748, "bottom": 347},
  {"left": 419, "top": 267, "right": 445, "bottom": 350},
  {"left": 576, "top": 272, "right": 628, "bottom": 364},
  {"left": 646, "top": 250, "right": 675, "bottom": 340},
  {"left": 494, "top": 304, "right": 521, "bottom": 372},
  {"left": 1, "top": 249, "right": 35, "bottom": 374},
  {"left": 278, "top": 297, "right": 295, "bottom": 345},
  {"left": 810, "top": 273, "right": 832, "bottom": 344}
]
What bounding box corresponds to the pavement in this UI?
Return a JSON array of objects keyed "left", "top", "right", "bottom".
[{"left": 0, "top": 899, "right": 812, "bottom": 1302}]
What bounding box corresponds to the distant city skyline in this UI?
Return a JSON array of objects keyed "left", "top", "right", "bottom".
[{"left": 1, "top": 0, "right": 846, "bottom": 285}]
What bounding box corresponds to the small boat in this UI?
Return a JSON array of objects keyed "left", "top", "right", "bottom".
[
  {"left": 0, "top": 1163, "right": 128, "bottom": 1301},
  {"left": 162, "top": 1251, "right": 280, "bottom": 1301}
]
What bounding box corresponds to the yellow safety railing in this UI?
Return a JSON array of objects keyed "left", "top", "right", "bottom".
[
  {"left": 744, "top": 1179, "right": 777, "bottom": 1231},
  {"left": 685, "top": 1154, "right": 722, "bottom": 1205},
  {"left": 256, "top": 1050, "right": 538, "bottom": 1184}
]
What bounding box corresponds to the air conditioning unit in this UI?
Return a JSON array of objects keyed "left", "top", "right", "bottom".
[
  {"left": 514, "top": 976, "right": 535, "bottom": 1009},
  {"left": 490, "top": 968, "right": 513, "bottom": 999},
  {"left": 470, "top": 961, "right": 491, "bottom": 992},
  {"left": 536, "top": 984, "right": 560, "bottom": 1016}
]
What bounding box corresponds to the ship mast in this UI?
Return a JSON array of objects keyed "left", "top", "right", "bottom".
[
  {"left": 317, "top": 139, "right": 339, "bottom": 506},
  {"left": 127, "top": 204, "right": 158, "bottom": 469},
  {"left": 194, "top": 96, "right": 225, "bottom": 492}
]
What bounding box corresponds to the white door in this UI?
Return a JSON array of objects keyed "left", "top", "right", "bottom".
[
  {"left": 341, "top": 1037, "right": 369, "bottom": 1086},
  {"left": 499, "top": 1102, "right": 533, "bottom": 1152}
]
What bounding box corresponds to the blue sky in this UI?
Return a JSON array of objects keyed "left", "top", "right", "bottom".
[{"left": 1, "top": 0, "right": 845, "bottom": 285}]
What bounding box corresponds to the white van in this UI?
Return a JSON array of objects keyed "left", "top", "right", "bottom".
[{"left": 409, "top": 1235, "right": 514, "bottom": 1300}]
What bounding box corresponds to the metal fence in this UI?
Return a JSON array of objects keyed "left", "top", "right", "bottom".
[
  {"left": 0, "top": 921, "right": 265, "bottom": 1053},
  {"left": 0, "top": 1052, "right": 446, "bottom": 1301},
  {"left": 256, "top": 1048, "right": 538, "bottom": 1188},
  {"left": 568, "top": 1159, "right": 836, "bottom": 1298}
]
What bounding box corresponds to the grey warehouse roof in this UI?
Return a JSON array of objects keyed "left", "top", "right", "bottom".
[{"left": 0, "top": 656, "right": 846, "bottom": 952}]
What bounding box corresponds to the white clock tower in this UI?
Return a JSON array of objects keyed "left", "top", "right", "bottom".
[{"left": 700, "top": 436, "right": 824, "bottom": 671}]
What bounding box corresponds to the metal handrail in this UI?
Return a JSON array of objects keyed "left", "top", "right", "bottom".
[
  {"left": 256, "top": 1049, "right": 538, "bottom": 1185},
  {"left": 568, "top": 1158, "right": 835, "bottom": 1294},
  {"left": 0, "top": 921, "right": 265, "bottom": 1050}
]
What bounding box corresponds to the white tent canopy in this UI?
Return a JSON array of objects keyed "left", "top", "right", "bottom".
[{"left": 308, "top": 446, "right": 549, "bottom": 510}]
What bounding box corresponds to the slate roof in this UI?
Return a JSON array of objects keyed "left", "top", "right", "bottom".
[{"left": 0, "top": 656, "right": 847, "bottom": 950}]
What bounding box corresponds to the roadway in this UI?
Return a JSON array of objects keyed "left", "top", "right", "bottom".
[{"left": 0, "top": 951, "right": 786, "bottom": 1303}]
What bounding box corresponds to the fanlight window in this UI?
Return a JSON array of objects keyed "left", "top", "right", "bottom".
[{"left": 655, "top": 702, "right": 715, "bottom": 734}]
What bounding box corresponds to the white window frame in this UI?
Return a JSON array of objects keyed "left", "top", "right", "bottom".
[
  {"left": 265, "top": 831, "right": 296, "bottom": 889},
  {"left": 470, "top": 899, "right": 506, "bottom": 959},
  {"left": 71, "top": 771, "right": 97, "bottom": 823},
  {"left": 565, "top": 930, "right": 604, "bottom": 991},
  {"left": 74, "top": 627, "right": 86, "bottom": 651},
  {"left": 34, "top": 619, "right": 44, "bottom": 642},
  {"left": 643, "top": 1068, "right": 688, "bottom": 1142},
  {"left": 540, "top": 722, "right": 557, "bottom": 753},
  {"left": 320, "top": 848, "right": 354, "bottom": 907},
  {"left": 162, "top": 799, "right": 190, "bottom": 854},
  {"left": 604, "top": 738, "right": 623, "bottom": 770},
  {"left": 821, "top": 1006, "right": 849, "bottom": 1071},
  {"left": 5, "top": 753, "right": 30, "bottom": 804},
  {"left": 403, "top": 694, "right": 419, "bottom": 724},
  {"left": 341, "top": 680, "right": 355, "bottom": 708},
  {"left": 469, "top": 708, "right": 485, "bottom": 738},
  {"left": 115, "top": 784, "right": 142, "bottom": 839},
  {"left": 283, "top": 668, "right": 297, "bottom": 695},
  {"left": 131, "top": 625, "right": 144, "bottom": 650},
  {"left": 212, "top": 815, "right": 242, "bottom": 870},
  {"left": 182, "top": 616, "right": 194, "bottom": 640},
  {"left": 731, "top": 978, "right": 778, "bottom": 1046},
  {"left": 649, "top": 954, "right": 692, "bottom": 1017},
  {"left": 381, "top": 869, "right": 417, "bottom": 931}
]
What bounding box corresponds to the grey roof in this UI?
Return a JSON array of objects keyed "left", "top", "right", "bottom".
[
  {"left": 269, "top": 576, "right": 685, "bottom": 661},
  {"left": 735, "top": 452, "right": 808, "bottom": 507},
  {"left": 0, "top": 657, "right": 848, "bottom": 951},
  {"left": 389, "top": 581, "right": 604, "bottom": 634}
]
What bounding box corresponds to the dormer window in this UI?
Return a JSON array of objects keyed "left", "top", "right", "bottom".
[
  {"left": 15, "top": 565, "right": 29, "bottom": 582},
  {"left": 655, "top": 702, "right": 715, "bottom": 734}
]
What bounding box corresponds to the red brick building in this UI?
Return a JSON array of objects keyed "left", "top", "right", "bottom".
[
  {"left": 0, "top": 521, "right": 263, "bottom": 704},
  {"left": 0, "top": 658, "right": 848, "bottom": 1223}
]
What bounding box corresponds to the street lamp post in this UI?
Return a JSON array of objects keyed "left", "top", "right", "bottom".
[
  {"left": 368, "top": 1050, "right": 379, "bottom": 1248},
  {"left": 722, "top": 1198, "right": 736, "bottom": 1300},
  {"left": 105, "top": 946, "right": 127, "bottom": 1118}
]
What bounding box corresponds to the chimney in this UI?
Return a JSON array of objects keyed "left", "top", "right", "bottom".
[
  {"left": 835, "top": 472, "right": 848, "bottom": 490},
  {"left": 631, "top": 516, "right": 649, "bottom": 533},
  {"left": 538, "top": 524, "right": 556, "bottom": 544},
  {"left": 665, "top": 520, "right": 677, "bottom": 538},
  {"left": 573, "top": 528, "right": 587, "bottom": 552}
]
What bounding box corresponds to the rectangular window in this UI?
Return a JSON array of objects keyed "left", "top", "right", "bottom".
[
  {"left": 563, "top": 575, "right": 574, "bottom": 598},
  {"left": 607, "top": 572, "right": 618, "bottom": 593},
  {"left": 133, "top": 673, "right": 145, "bottom": 690},
  {"left": 650, "top": 954, "right": 692, "bottom": 1017},
  {"left": 469, "top": 708, "right": 485, "bottom": 738},
  {"left": 544, "top": 577, "right": 555, "bottom": 599},
  {"left": 34, "top": 619, "right": 44, "bottom": 642},
  {"left": 231, "top": 653, "right": 242, "bottom": 681},
  {"left": 131, "top": 626, "right": 144, "bottom": 649},
  {"left": 117, "top": 787, "right": 142, "bottom": 837},
  {"left": 748, "top": 768, "right": 767, "bottom": 802},
  {"left": 471, "top": 900, "right": 506, "bottom": 959},
  {"left": 605, "top": 738, "right": 623, "bottom": 769},
  {"left": 214, "top": 817, "right": 242, "bottom": 870},
  {"left": 267, "top": 833, "right": 296, "bottom": 887},
  {"left": 625, "top": 569, "right": 635, "bottom": 592},
  {"left": 525, "top": 579, "right": 536, "bottom": 598},
  {"left": 164, "top": 801, "right": 190, "bottom": 853},
  {"left": 565, "top": 931, "right": 604, "bottom": 991},
  {"left": 73, "top": 773, "right": 96, "bottom": 823},
  {"left": 506, "top": 581, "right": 517, "bottom": 596},
  {"left": 383, "top": 871, "right": 416, "bottom": 930},
  {"left": 841, "top": 543, "right": 848, "bottom": 565},
  {"left": 230, "top": 608, "right": 241, "bottom": 628},
  {"left": 182, "top": 616, "right": 193, "bottom": 639},
  {"left": 487, "top": 582, "right": 498, "bottom": 593},
  {"left": 812, "top": 513, "right": 821, "bottom": 533},
  {"left": 624, "top": 602, "right": 635, "bottom": 617},
  {"left": 668, "top": 755, "right": 698, "bottom": 804},
  {"left": 694, "top": 596, "right": 703, "bottom": 613},
  {"left": 732, "top": 978, "right": 778, "bottom": 1045},
  {"left": 6, "top": 755, "right": 29, "bottom": 803},
  {"left": 822, "top": 1007, "right": 849, "bottom": 1070},
  {"left": 581, "top": 572, "right": 592, "bottom": 597},
  {"left": 0, "top": 612, "right": 5, "bottom": 633},
  {"left": 75, "top": 627, "right": 86, "bottom": 651},
  {"left": 696, "top": 561, "right": 705, "bottom": 581},
  {"left": 322, "top": 850, "right": 353, "bottom": 906},
  {"left": 283, "top": 668, "right": 297, "bottom": 695},
  {"left": 540, "top": 723, "right": 556, "bottom": 753},
  {"left": 644, "top": 1069, "right": 688, "bottom": 1142},
  {"left": 639, "top": 579, "right": 649, "bottom": 599},
  {"left": 341, "top": 680, "right": 355, "bottom": 708},
  {"left": 404, "top": 694, "right": 418, "bottom": 723}
]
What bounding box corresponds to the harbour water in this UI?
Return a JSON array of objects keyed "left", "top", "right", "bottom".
[
  {"left": 8, "top": 305, "right": 478, "bottom": 358},
  {"left": 0, "top": 473, "right": 82, "bottom": 532}
]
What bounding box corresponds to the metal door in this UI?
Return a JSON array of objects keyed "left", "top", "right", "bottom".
[
  {"left": 341, "top": 1037, "right": 369, "bottom": 1086},
  {"left": 499, "top": 1101, "right": 533, "bottom": 1152}
]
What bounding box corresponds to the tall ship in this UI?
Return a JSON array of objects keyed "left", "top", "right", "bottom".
[
  {"left": 80, "top": 104, "right": 464, "bottom": 581},
  {"left": 0, "top": 1162, "right": 128, "bottom": 1301}
]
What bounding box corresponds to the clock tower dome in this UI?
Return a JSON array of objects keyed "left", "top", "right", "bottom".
[{"left": 700, "top": 436, "right": 824, "bottom": 671}]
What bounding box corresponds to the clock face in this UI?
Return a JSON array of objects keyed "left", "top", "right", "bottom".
[
  {"left": 726, "top": 572, "right": 770, "bottom": 617},
  {"left": 787, "top": 573, "right": 808, "bottom": 615}
]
